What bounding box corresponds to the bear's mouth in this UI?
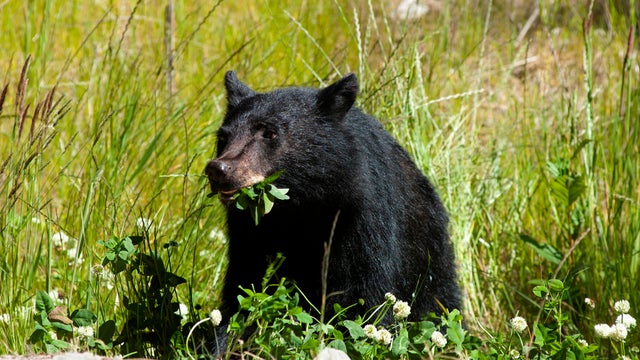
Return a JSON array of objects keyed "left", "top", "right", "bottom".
[
  {"left": 218, "top": 189, "right": 238, "bottom": 203},
  {"left": 206, "top": 187, "right": 239, "bottom": 204}
]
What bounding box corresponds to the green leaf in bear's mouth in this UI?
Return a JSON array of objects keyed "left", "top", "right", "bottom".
[{"left": 231, "top": 171, "right": 289, "bottom": 225}]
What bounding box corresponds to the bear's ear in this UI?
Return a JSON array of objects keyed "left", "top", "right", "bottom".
[
  {"left": 225, "top": 71, "right": 256, "bottom": 109},
  {"left": 316, "top": 73, "right": 358, "bottom": 120}
]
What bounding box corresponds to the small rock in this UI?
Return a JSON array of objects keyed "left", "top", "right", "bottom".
[{"left": 313, "top": 348, "right": 351, "bottom": 360}]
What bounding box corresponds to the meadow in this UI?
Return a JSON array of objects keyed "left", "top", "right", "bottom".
[{"left": 0, "top": 0, "right": 638, "bottom": 358}]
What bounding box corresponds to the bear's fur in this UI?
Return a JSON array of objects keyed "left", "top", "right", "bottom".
[{"left": 205, "top": 71, "right": 461, "bottom": 351}]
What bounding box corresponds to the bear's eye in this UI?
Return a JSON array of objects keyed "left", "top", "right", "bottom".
[{"left": 262, "top": 128, "right": 277, "bottom": 140}]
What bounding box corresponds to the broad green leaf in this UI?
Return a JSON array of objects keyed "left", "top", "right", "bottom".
[
  {"left": 342, "top": 320, "right": 365, "bottom": 339},
  {"left": 520, "top": 234, "right": 563, "bottom": 265},
  {"left": 36, "top": 290, "right": 55, "bottom": 314},
  {"left": 264, "top": 170, "right": 285, "bottom": 183},
  {"left": 391, "top": 327, "right": 409, "bottom": 355},
  {"left": 128, "top": 235, "right": 144, "bottom": 245},
  {"left": 327, "top": 340, "right": 347, "bottom": 352},
  {"left": 268, "top": 185, "right": 290, "bottom": 200},
  {"left": 263, "top": 192, "right": 274, "bottom": 214},
  {"left": 51, "top": 321, "right": 73, "bottom": 333},
  {"left": 123, "top": 237, "right": 135, "bottom": 253},
  {"left": 28, "top": 328, "right": 46, "bottom": 344},
  {"left": 548, "top": 279, "right": 565, "bottom": 292},
  {"left": 71, "top": 309, "right": 97, "bottom": 326},
  {"left": 447, "top": 322, "right": 466, "bottom": 347},
  {"left": 294, "top": 311, "right": 313, "bottom": 324},
  {"left": 98, "top": 320, "right": 116, "bottom": 343},
  {"left": 50, "top": 339, "right": 71, "bottom": 350},
  {"left": 533, "top": 285, "right": 549, "bottom": 297},
  {"left": 165, "top": 272, "right": 187, "bottom": 287}
]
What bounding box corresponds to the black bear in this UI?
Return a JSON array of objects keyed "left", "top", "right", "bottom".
[{"left": 205, "top": 71, "right": 461, "bottom": 350}]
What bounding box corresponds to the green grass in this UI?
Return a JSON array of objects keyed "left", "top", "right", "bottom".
[{"left": 1, "top": 0, "right": 639, "bottom": 358}]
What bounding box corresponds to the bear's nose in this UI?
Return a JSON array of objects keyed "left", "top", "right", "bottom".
[{"left": 205, "top": 160, "right": 232, "bottom": 181}]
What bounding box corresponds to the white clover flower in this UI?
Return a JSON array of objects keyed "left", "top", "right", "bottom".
[
  {"left": 363, "top": 324, "right": 378, "bottom": 339},
  {"left": 577, "top": 339, "right": 588, "bottom": 347},
  {"left": 48, "top": 289, "right": 63, "bottom": 304},
  {"left": 594, "top": 323, "right": 612, "bottom": 338},
  {"left": 135, "top": 217, "right": 152, "bottom": 230},
  {"left": 0, "top": 314, "right": 10, "bottom": 323},
  {"left": 376, "top": 328, "right": 393, "bottom": 345},
  {"left": 510, "top": 316, "right": 528, "bottom": 333},
  {"left": 67, "top": 247, "right": 84, "bottom": 265},
  {"left": 393, "top": 300, "right": 411, "bottom": 320},
  {"left": 384, "top": 292, "right": 396, "bottom": 304},
  {"left": 209, "top": 309, "right": 222, "bottom": 326},
  {"left": 610, "top": 323, "right": 628, "bottom": 341},
  {"left": 175, "top": 303, "right": 189, "bottom": 321},
  {"left": 67, "top": 247, "right": 81, "bottom": 260},
  {"left": 51, "top": 232, "right": 71, "bottom": 248},
  {"left": 431, "top": 330, "right": 447, "bottom": 348},
  {"left": 614, "top": 300, "right": 631, "bottom": 314},
  {"left": 509, "top": 349, "right": 520, "bottom": 359},
  {"left": 91, "top": 264, "right": 105, "bottom": 276},
  {"left": 198, "top": 249, "right": 213, "bottom": 257},
  {"left": 208, "top": 228, "right": 227, "bottom": 243},
  {"left": 76, "top": 325, "right": 94, "bottom": 338},
  {"left": 616, "top": 314, "right": 637, "bottom": 330},
  {"left": 584, "top": 298, "right": 595, "bottom": 309}
]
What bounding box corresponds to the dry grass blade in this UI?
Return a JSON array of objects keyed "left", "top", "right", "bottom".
[
  {"left": 30, "top": 102, "right": 42, "bottom": 140},
  {"left": 16, "top": 55, "right": 31, "bottom": 118},
  {"left": 0, "top": 83, "right": 8, "bottom": 115},
  {"left": 17, "top": 103, "right": 30, "bottom": 141}
]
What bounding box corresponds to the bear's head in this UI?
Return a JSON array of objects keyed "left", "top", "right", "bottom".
[{"left": 205, "top": 71, "right": 359, "bottom": 206}]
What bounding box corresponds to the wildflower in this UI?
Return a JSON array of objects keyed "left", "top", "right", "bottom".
[
  {"left": 594, "top": 324, "right": 612, "bottom": 338},
  {"left": 376, "top": 328, "right": 393, "bottom": 345},
  {"left": 31, "top": 217, "right": 42, "bottom": 225},
  {"left": 0, "top": 314, "right": 10, "bottom": 323},
  {"left": 509, "top": 349, "right": 521, "bottom": 359},
  {"left": 135, "top": 217, "right": 152, "bottom": 230},
  {"left": 577, "top": 339, "right": 588, "bottom": 347},
  {"left": 584, "top": 298, "right": 595, "bottom": 309},
  {"left": 48, "top": 289, "right": 63, "bottom": 304},
  {"left": 91, "top": 264, "right": 103, "bottom": 276},
  {"left": 384, "top": 292, "right": 396, "bottom": 304},
  {"left": 175, "top": 303, "right": 189, "bottom": 321},
  {"left": 363, "top": 324, "right": 378, "bottom": 339},
  {"left": 616, "top": 314, "right": 637, "bottom": 330},
  {"left": 76, "top": 325, "right": 94, "bottom": 338},
  {"left": 431, "top": 330, "right": 447, "bottom": 348},
  {"left": 67, "top": 247, "right": 84, "bottom": 264},
  {"left": 209, "top": 228, "right": 227, "bottom": 243},
  {"left": 51, "top": 232, "right": 71, "bottom": 248},
  {"left": 614, "top": 300, "right": 631, "bottom": 314},
  {"left": 510, "top": 316, "right": 528, "bottom": 333},
  {"left": 209, "top": 309, "right": 222, "bottom": 326},
  {"left": 393, "top": 300, "right": 411, "bottom": 320},
  {"left": 610, "top": 323, "right": 628, "bottom": 342}
]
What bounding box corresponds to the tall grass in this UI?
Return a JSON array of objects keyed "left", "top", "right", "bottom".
[{"left": 0, "top": 0, "right": 638, "bottom": 357}]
